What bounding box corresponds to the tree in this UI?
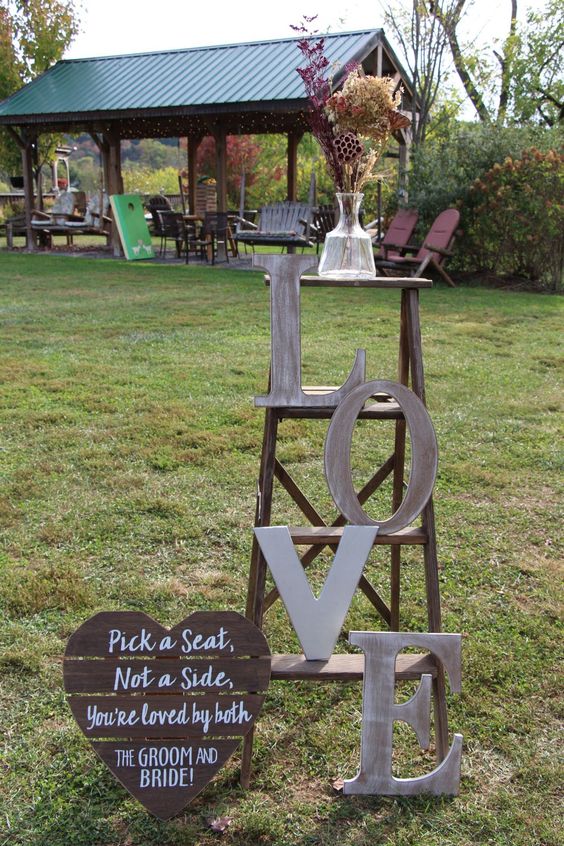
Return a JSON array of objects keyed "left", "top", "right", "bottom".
[
  {"left": 510, "top": 0, "right": 564, "bottom": 126},
  {"left": 427, "top": 0, "right": 518, "bottom": 123},
  {"left": 381, "top": 1, "right": 455, "bottom": 144},
  {"left": 429, "top": 0, "right": 563, "bottom": 126},
  {"left": 383, "top": 0, "right": 563, "bottom": 128},
  {"left": 1, "top": 0, "right": 80, "bottom": 85},
  {"left": 192, "top": 135, "right": 262, "bottom": 207},
  {"left": 0, "top": 0, "right": 81, "bottom": 179}
]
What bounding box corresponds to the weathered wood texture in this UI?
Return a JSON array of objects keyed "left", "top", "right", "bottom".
[
  {"left": 64, "top": 611, "right": 271, "bottom": 819},
  {"left": 270, "top": 652, "right": 437, "bottom": 681},
  {"left": 300, "top": 275, "right": 433, "bottom": 289},
  {"left": 64, "top": 657, "right": 271, "bottom": 694},
  {"left": 66, "top": 610, "right": 268, "bottom": 658},
  {"left": 234, "top": 204, "right": 314, "bottom": 249},
  {"left": 254, "top": 254, "right": 366, "bottom": 409},
  {"left": 68, "top": 694, "right": 266, "bottom": 738},
  {"left": 287, "top": 526, "right": 427, "bottom": 545},
  {"left": 242, "top": 257, "right": 449, "bottom": 788},
  {"left": 324, "top": 379, "right": 437, "bottom": 534},
  {"left": 344, "top": 632, "right": 462, "bottom": 796},
  {"left": 93, "top": 739, "right": 240, "bottom": 820}
]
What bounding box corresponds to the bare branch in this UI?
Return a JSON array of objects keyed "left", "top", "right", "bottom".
[
  {"left": 429, "top": 0, "right": 493, "bottom": 122},
  {"left": 497, "top": 0, "right": 518, "bottom": 122}
]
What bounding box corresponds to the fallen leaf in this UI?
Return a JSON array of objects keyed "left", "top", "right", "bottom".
[
  {"left": 332, "top": 777, "right": 344, "bottom": 792},
  {"left": 206, "top": 816, "right": 233, "bottom": 833}
]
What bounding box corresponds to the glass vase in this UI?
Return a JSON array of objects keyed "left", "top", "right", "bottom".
[{"left": 318, "top": 192, "right": 376, "bottom": 279}]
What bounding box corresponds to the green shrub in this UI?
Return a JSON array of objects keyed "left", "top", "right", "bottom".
[
  {"left": 404, "top": 124, "right": 563, "bottom": 285},
  {"left": 122, "top": 165, "right": 180, "bottom": 196},
  {"left": 0, "top": 199, "right": 24, "bottom": 223},
  {"left": 408, "top": 123, "right": 561, "bottom": 233},
  {"left": 464, "top": 148, "right": 563, "bottom": 290}
]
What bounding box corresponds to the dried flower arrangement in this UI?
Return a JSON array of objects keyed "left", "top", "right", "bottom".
[{"left": 292, "top": 17, "right": 410, "bottom": 194}]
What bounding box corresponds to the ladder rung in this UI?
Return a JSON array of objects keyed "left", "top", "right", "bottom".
[
  {"left": 271, "top": 652, "right": 437, "bottom": 681},
  {"left": 288, "top": 526, "right": 427, "bottom": 545}
]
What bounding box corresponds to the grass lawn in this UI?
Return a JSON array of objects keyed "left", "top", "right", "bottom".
[{"left": 0, "top": 252, "right": 562, "bottom": 846}]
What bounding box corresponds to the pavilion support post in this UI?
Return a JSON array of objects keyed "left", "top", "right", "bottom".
[
  {"left": 397, "top": 127, "right": 411, "bottom": 203},
  {"left": 90, "top": 132, "right": 109, "bottom": 191},
  {"left": 287, "top": 131, "right": 303, "bottom": 201},
  {"left": 187, "top": 135, "right": 201, "bottom": 215},
  {"left": 107, "top": 130, "right": 123, "bottom": 195},
  {"left": 32, "top": 141, "right": 45, "bottom": 212},
  {"left": 214, "top": 127, "right": 227, "bottom": 213},
  {"left": 7, "top": 127, "right": 36, "bottom": 251},
  {"left": 376, "top": 43, "right": 383, "bottom": 77},
  {"left": 103, "top": 129, "right": 123, "bottom": 256},
  {"left": 21, "top": 132, "right": 37, "bottom": 252}
]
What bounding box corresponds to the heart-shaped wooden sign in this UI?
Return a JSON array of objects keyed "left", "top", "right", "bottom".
[{"left": 64, "top": 611, "right": 271, "bottom": 819}]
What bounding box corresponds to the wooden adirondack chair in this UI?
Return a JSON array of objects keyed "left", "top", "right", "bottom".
[
  {"left": 61, "top": 192, "right": 112, "bottom": 242},
  {"left": 374, "top": 208, "right": 419, "bottom": 260},
  {"left": 28, "top": 191, "right": 81, "bottom": 245},
  {"left": 374, "top": 208, "right": 460, "bottom": 287},
  {"left": 4, "top": 191, "right": 107, "bottom": 248}
]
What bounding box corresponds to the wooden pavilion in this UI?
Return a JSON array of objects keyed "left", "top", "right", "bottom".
[{"left": 0, "top": 30, "right": 418, "bottom": 253}]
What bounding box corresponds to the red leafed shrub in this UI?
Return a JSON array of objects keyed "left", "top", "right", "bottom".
[
  {"left": 465, "top": 148, "right": 563, "bottom": 290},
  {"left": 194, "top": 135, "right": 261, "bottom": 205}
]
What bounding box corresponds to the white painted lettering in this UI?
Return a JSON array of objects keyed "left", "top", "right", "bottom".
[
  {"left": 181, "top": 627, "right": 232, "bottom": 654},
  {"left": 138, "top": 767, "right": 192, "bottom": 789},
  {"left": 191, "top": 701, "right": 212, "bottom": 734},
  {"left": 157, "top": 672, "right": 177, "bottom": 688},
  {"left": 112, "top": 664, "right": 155, "bottom": 691},
  {"left": 137, "top": 746, "right": 192, "bottom": 768},
  {"left": 214, "top": 700, "right": 251, "bottom": 726},
  {"left": 196, "top": 746, "right": 218, "bottom": 764},
  {"left": 85, "top": 705, "right": 139, "bottom": 732},
  {"left": 158, "top": 635, "right": 177, "bottom": 651},
  {"left": 180, "top": 665, "right": 232, "bottom": 691},
  {"left": 106, "top": 627, "right": 157, "bottom": 654}
]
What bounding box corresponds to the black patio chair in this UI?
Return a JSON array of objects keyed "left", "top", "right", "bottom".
[
  {"left": 148, "top": 195, "right": 173, "bottom": 239},
  {"left": 156, "top": 210, "right": 184, "bottom": 257},
  {"left": 185, "top": 212, "right": 230, "bottom": 264}
]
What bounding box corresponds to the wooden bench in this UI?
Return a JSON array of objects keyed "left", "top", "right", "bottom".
[{"left": 234, "top": 201, "right": 313, "bottom": 250}]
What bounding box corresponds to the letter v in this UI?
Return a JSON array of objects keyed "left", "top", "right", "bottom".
[{"left": 254, "top": 525, "right": 378, "bottom": 660}]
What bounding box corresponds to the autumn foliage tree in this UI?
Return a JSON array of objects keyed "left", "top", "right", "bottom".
[
  {"left": 0, "top": 0, "right": 81, "bottom": 179},
  {"left": 183, "top": 136, "right": 262, "bottom": 207}
]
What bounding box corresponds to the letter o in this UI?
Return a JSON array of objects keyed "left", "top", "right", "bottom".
[{"left": 324, "top": 380, "right": 437, "bottom": 534}]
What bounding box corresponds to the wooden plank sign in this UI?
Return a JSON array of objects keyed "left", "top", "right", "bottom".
[{"left": 64, "top": 611, "right": 270, "bottom": 819}]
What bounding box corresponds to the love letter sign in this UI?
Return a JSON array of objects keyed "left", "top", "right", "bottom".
[{"left": 63, "top": 611, "right": 271, "bottom": 819}]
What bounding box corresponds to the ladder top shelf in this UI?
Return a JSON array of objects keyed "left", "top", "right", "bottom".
[
  {"left": 300, "top": 275, "right": 433, "bottom": 288},
  {"left": 263, "top": 275, "right": 433, "bottom": 289}
]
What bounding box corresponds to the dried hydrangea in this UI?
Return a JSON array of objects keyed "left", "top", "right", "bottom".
[
  {"left": 294, "top": 19, "right": 411, "bottom": 193},
  {"left": 325, "top": 71, "right": 404, "bottom": 140}
]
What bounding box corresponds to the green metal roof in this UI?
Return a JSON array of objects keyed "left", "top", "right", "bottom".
[{"left": 0, "top": 30, "right": 386, "bottom": 120}]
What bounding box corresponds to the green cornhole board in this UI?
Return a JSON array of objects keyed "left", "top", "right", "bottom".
[{"left": 110, "top": 194, "right": 155, "bottom": 261}]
